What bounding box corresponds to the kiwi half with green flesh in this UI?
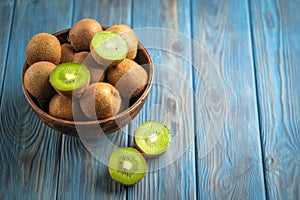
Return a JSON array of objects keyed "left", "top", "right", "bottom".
[
  {"left": 79, "top": 82, "right": 122, "bottom": 120},
  {"left": 69, "top": 18, "right": 103, "bottom": 51},
  {"left": 106, "top": 58, "right": 148, "bottom": 99},
  {"left": 26, "top": 33, "right": 61, "bottom": 65},
  {"left": 134, "top": 121, "right": 171, "bottom": 157},
  {"left": 60, "top": 43, "right": 76, "bottom": 63},
  {"left": 106, "top": 24, "right": 138, "bottom": 59},
  {"left": 49, "top": 93, "right": 74, "bottom": 120},
  {"left": 108, "top": 147, "right": 147, "bottom": 186},
  {"left": 24, "top": 61, "right": 57, "bottom": 101},
  {"left": 49, "top": 63, "right": 90, "bottom": 97},
  {"left": 90, "top": 31, "right": 128, "bottom": 67}
]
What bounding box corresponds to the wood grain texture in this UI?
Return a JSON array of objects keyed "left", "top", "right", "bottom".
[
  {"left": 128, "top": 0, "right": 197, "bottom": 199},
  {"left": 0, "top": 0, "right": 14, "bottom": 99},
  {"left": 0, "top": 0, "right": 73, "bottom": 199},
  {"left": 249, "top": 0, "right": 300, "bottom": 199},
  {"left": 57, "top": 1, "right": 132, "bottom": 199},
  {"left": 192, "top": 0, "right": 266, "bottom": 199}
]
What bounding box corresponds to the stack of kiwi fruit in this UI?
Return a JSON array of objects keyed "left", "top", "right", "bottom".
[
  {"left": 24, "top": 18, "right": 148, "bottom": 121},
  {"left": 23, "top": 18, "right": 171, "bottom": 186}
]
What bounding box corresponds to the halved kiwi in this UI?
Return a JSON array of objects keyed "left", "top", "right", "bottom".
[
  {"left": 106, "top": 24, "right": 138, "bottom": 59},
  {"left": 134, "top": 121, "right": 171, "bottom": 157},
  {"left": 108, "top": 147, "right": 147, "bottom": 186},
  {"left": 49, "top": 63, "right": 90, "bottom": 97},
  {"left": 90, "top": 31, "right": 128, "bottom": 67}
]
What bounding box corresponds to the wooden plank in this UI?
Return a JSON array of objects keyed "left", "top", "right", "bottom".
[
  {"left": 191, "top": 0, "right": 266, "bottom": 199},
  {"left": 128, "top": 0, "right": 197, "bottom": 199},
  {"left": 57, "top": 1, "right": 132, "bottom": 199},
  {"left": 0, "top": 0, "right": 73, "bottom": 199},
  {"left": 0, "top": 0, "right": 14, "bottom": 99},
  {"left": 249, "top": 0, "right": 300, "bottom": 199}
]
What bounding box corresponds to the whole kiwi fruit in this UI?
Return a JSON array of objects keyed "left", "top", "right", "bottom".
[
  {"left": 60, "top": 43, "right": 76, "bottom": 63},
  {"left": 106, "top": 58, "right": 148, "bottom": 99},
  {"left": 49, "top": 94, "right": 74, "bottom": 120},
  {"left": 71, "top": 53, "right": 106, "bottom": 83},
  {"left": 69, "top": 18, "right": 103, "bottom": 51},
  {"left": 71, "top": 51, "right": 89, "bottom": 64},
  {"left": 106, "top": 24, "right": 138, "bottom": 60},
  {"left": 24, "top": 61, "right": 56, "bottom": 100},
  {"left": 79, "top": 82, "right": 122, "bottom": 120},
  {"left": 26, "top": 33, "right": 61, "bottom": 65}
]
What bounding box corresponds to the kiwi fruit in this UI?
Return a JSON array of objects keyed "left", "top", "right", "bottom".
[
  {"left": 60, "top": 43, "right": 76, "bottom": 63},
  {"left": 106, "top": 58, "right": 148, "bottom": 99},
  {"left": 79, "top": 82, "right": 122, "bottom": 120},
  {"left": 49, "top": 94, "right": 74, "bottom": 120},
  {"left": 134, "top": 121, "right": 170, "bottom": 157},
  {"left": 26, "top": 33, "right": 61, "bottom": 65},
  {"left": 72, "top": 53, "right": 106, "bottom": 83},
  {"left": 49, "top": 63, "right": 90, "bottom": 97},
  {"left": 90, "top": 31, "right": 128, "bottom": 67},
  {"left": 71, "top": 51, "right": 89, "bottom": 64},
  {"left": 24, "top": 61, "right": 56, "bottom": 100},
  {"left": 106, "top": 24, "right": 138, "bottom": 59},
  {"left": 69, "top": 18, "right": 103, "bottom": 51},
  {"left": 108, "top": 147, "right": 147, "bottom": 186}
]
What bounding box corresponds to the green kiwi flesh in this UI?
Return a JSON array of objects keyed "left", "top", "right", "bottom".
[
  {"left": 134, "top": 121, "right": 170, "bottom": 157},
  {"left": 49, "top": 63, "right": 90, "bottom": 97},
  {"left": 108, "top": 147, "right": 147, "bottom": 186},
  {"left": 106, "top": 24, "right": 138, "bottom": 59},
  {"left": 90, "top": 31, "right": 128, "bottom": 66}
]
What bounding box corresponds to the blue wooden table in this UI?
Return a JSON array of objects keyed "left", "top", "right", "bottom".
[{"left": 1, "top": 0, "right": 299, "bottom": 199}]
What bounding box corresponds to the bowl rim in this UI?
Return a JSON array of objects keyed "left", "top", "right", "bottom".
[{"left": 22, "top": 28, "right": 153, "bottom": 127}]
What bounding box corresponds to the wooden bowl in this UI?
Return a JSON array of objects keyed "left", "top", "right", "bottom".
[{"left": 22, "top": 28, "right": 153, "bottom": 137}]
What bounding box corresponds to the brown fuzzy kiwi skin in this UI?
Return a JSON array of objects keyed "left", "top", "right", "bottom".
[
  {"left": 71, "top": 53, "right": 106, "bottom": 83},
  {"left": 71, "top": 51, "right": 89, "bottom": 64},
  {"left": 69, "top": 18, "right": 103, "bottom": 51},
  {"left": 24, "top": 61, "right": 57, "bottom": 101},
  {"left": 79, "top": 82, "right": 122, "bottom": 120},
  {"left": 49, "top": 94, "right": 74, "bottom": 120},
  {"left": 106, "top": 24, "right": 138, "bottom": 60},
  {"left": 106, "top": 58, "right": 148, "bottom": 99},
  {"left": 83, "top": 54, "right": 107, "bottom": 83},
  {"left": 26, "top": 33, "right": 61, "bottom": 65},
  {"left": 60, "top": 43, "right": 76, "bottom": 63}
]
